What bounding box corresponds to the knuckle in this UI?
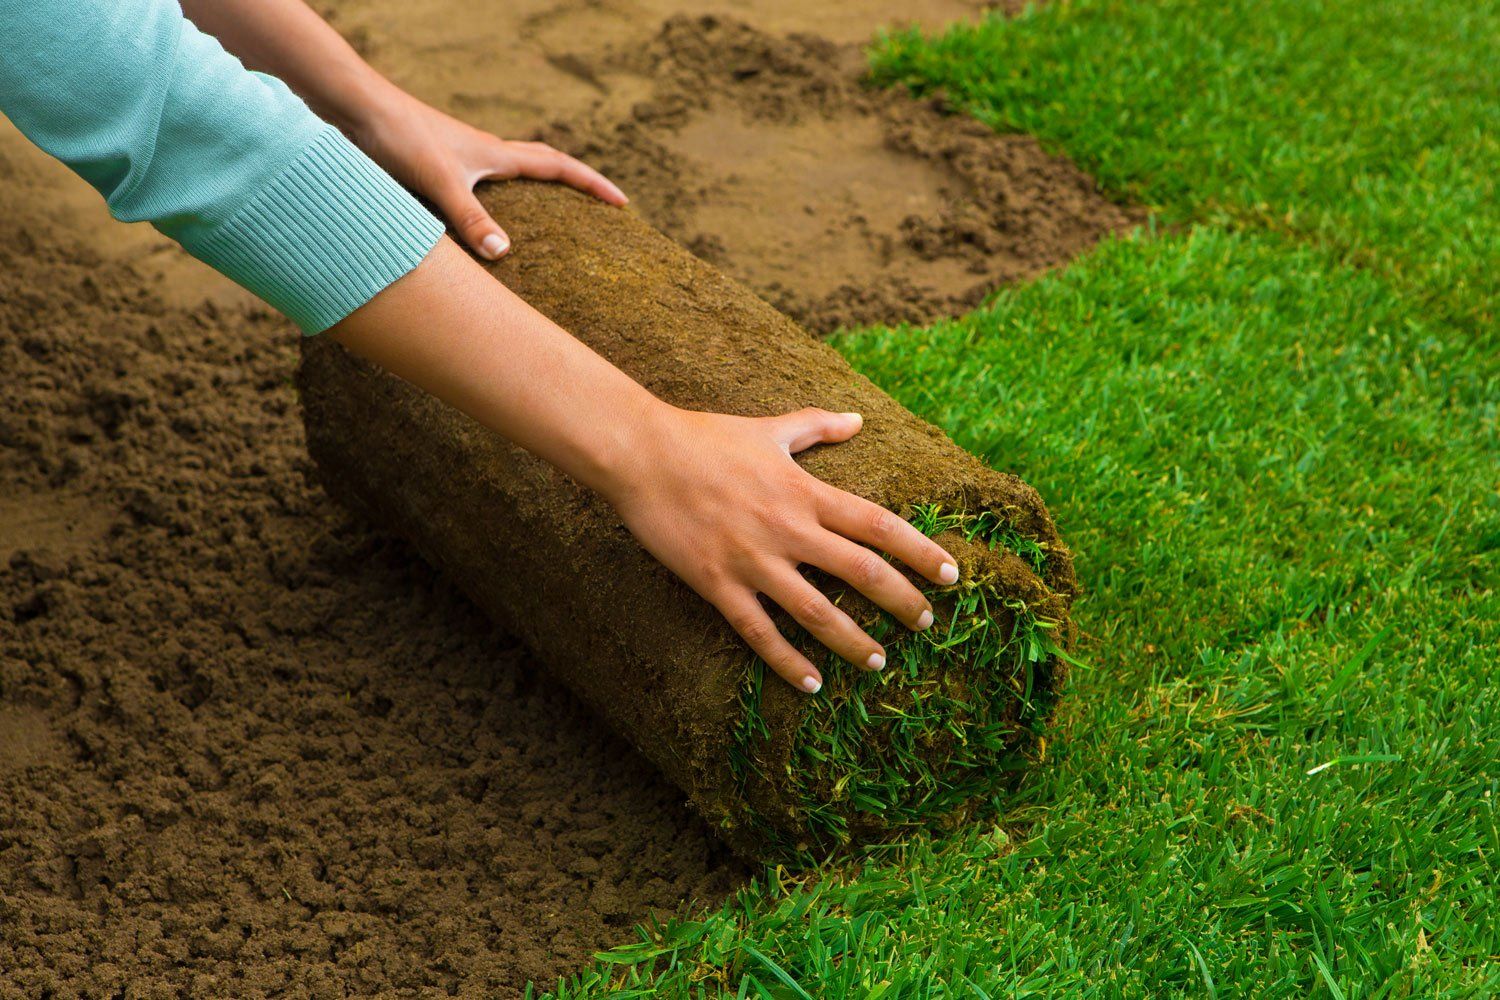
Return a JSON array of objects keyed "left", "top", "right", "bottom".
[
  {"left": 697, "top": 568, "right": 730, "bottom": 598},
  {"left": 766, "top": 650, "right": 802, "bottom": 676},
  {"left": 815, "top": 484, "right": 856, "bottom": 518},
  {"left": 793, "top": 591, "right": 832, "bottom": 627},
  {"left": 866, "top": 506, "right": 895, "bottom": 542},
  {"left": 755, "top": 500, "right": 801, "bottom": 536},
  {"left": 782, "top": 472, "right": 818, "bottom": 505},
  {"left": 847, "top": 550, "right": 885, "bottom": 589},
  {"left": 456, "top": 206, "right": 491, "bottom": 232},
  {"left": 731, "top": 612, "right": 777, "bottom": 648},
  {"left": 723, "top": 605, "right": 780, "bottom": 653}
]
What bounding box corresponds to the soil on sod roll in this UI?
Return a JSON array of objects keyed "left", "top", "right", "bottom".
[{"left": 299, "top": 181, "right": 1078, "bottom": 861}]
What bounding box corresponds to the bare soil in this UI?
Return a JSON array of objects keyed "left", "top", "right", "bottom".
[
  {"left": 540, "top": 16, "right": 1135, "bottom": 330},
  {"left": 0, "top": 218, "right": 744, "bottom": 998},
  {"left": 0, "top": 0, "right": 1120, "bottom": 994}
]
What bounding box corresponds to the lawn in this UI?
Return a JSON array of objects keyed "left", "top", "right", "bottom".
[{"left": 543, "top": 1, "right": 1498, "bottom": 995}]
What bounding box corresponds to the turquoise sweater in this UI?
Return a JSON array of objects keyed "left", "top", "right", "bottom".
[{"left": 0, "top": 0, "right": 444, "bottom": 333}]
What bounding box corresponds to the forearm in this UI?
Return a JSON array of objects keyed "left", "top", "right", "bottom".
[
  {"left": 178, "top": 0, "right": 398, "bottom": 134},
  {"left": 327, "top": 237, "right": 662, "bottom": 493},
  {"left": 0, "top": 0, "right": 442, "bottom": 333}
]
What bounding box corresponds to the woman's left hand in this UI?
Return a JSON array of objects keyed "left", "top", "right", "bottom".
[{"left": 351, "top": 91, "right": 628, "bottom": 260}]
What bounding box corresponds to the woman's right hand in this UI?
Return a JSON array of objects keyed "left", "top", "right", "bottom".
[
  {"left": 330, "top": 241, "right": 954, "bottom": 695},
  {"left": 600, "top": 404, "right": 960, "bottom": 694}
]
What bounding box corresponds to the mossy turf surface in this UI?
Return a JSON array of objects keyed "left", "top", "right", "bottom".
[{"left": 543, "top": 0, "right": 1498, "bottom": 995}]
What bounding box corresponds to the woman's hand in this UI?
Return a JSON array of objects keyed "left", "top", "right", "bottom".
[
  {"left": 601, "top": 405, "right": 960, "bottom": 693},
  {"left": 335, "top": 242, "right": 954, "bottom": 697},
  {"left": 352, "top": 91, "right": 627, "bottom": 260},
  {"left": 176, "top": 0, "right": 626, "bottom": 259}
]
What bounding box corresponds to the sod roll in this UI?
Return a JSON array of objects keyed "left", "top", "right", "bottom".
[{"left": 298, "top": 181, "right": 1078, "bottom": 863}]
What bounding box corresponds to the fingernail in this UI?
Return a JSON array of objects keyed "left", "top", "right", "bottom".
[
  {"left": 916, "top": 609, "right": 934, "bottom": 630},
  {"left": 802, "top": 675, "right": 822, "bottom": 693},
  {"left": 841, "top": 412, "right": 863, "bottom": 428},
  {"left": 866, "top": 653, "right": 886, "bottom": 670},
  {"left": 481, "top": 234, "right": 508, "bottom": 259},
  {"left": 939, "top": 562, "right": 959, "bottom": 585}
]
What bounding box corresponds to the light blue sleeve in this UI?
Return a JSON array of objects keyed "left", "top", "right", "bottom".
[{"left": 0, "top": 0, "right": 444, "bottom": 333}]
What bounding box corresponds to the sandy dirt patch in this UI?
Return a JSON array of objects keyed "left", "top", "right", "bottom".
[{"left": 540, "top": 16, "right": 1133, "bottom": 329}]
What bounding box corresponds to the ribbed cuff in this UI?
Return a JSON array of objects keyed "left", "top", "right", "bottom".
[{"left": 184, "top": 128, "right": 444, "bottom": 334}]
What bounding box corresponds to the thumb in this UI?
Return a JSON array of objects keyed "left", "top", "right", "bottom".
[
  {"left": 435, "top": 181, "right": 511, "bottom": 260},
  {"left": 771, "top": 407, "right": 864, "bottom": 454}
]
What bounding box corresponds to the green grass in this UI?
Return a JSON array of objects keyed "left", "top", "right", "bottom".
[
  {"left": 539, "top": 0, "right": 1498, "bottom": 994},
  {"left": 728, "top": 506, "right": 1066, "bottom": 861},
  {"left": 872, "top": 0, "right": 1499, "bottom": 327}
]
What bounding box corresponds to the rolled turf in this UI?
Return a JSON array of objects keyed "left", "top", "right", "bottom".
[{"left": 297, "top": 181, "right": 1078, "bottom": 863}]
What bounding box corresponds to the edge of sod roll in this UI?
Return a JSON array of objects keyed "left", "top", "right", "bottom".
[{"left": 724, "top": 506, "right": 1074, "bottom": 862}]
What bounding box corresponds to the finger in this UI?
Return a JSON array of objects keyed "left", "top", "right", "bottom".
[
  {"left": 807, "top": 533, "right": 934, "bottom": 632},
  {"left": 505, "top": 146, "right": 628, "bottom": 206},
  {"left": 434, "top": 179, "right": 511, "bottom": 260},
  {"left": 717, "top": 593, "right": 823, "bottom": 693},
  {"left": 767, "top": 407, "right": 864, "bottom": 455},
  {"left": 819, "top": 491, "right": 959, "bottom": 587},
  {"left": 768, "top": 570, "right": 887, "bottom": 673}
]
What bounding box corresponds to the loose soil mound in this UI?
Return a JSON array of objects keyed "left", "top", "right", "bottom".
[
  {"left": 0, "top": 219, "right": 742, "bottom": 997},
  {"left": 541, "top": 16, "right": 1136, "bottom": 331}
]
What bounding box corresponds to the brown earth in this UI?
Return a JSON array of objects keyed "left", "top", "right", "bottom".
[
  {"left": 333, "top": 0, "right": 1133, "bottom": 331},
  {"left": 0, "top": 0, "right": 1121, "bottom": 994},
  {"left": 0, "top": 215, "right": 744, "bottom": 998},
  {"left": 538, "top": 16, "right": 1135, "bottom": 331}
]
